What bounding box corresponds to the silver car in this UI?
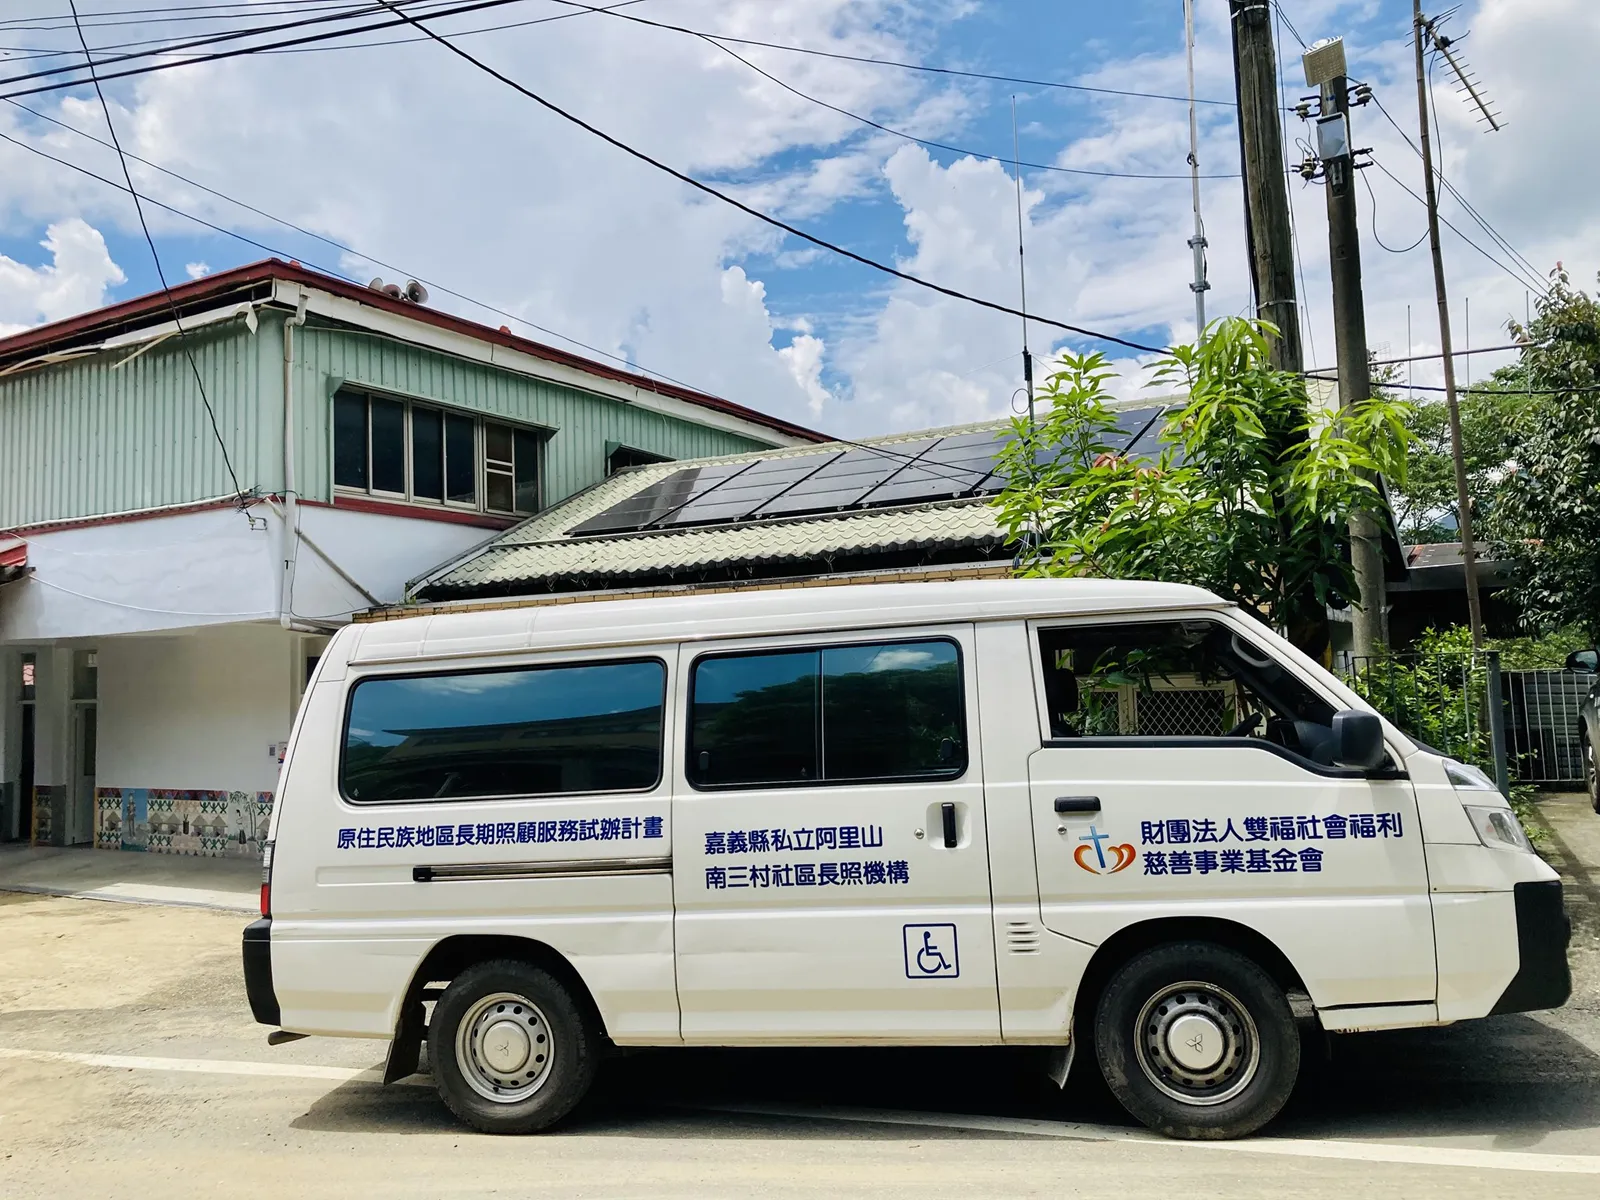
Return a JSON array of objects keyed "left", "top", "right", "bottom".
[{"left": 1570, "top": 649, "right": 1600, "bottom": 812}]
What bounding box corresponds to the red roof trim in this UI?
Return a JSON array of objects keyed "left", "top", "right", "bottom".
[
  {"left": 0, "top": 541, "right": 25, "bottom": 569},
  {"left": 0, "top": 258, "right": 828, "bottom": 444},
  {"left": 310, "top": 496, "right": 519, "bottom": 530}
]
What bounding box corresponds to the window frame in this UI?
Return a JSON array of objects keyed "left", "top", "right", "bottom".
[
  {"left": 331, "top": 387, "right": 547, "bottom": 518},
  {"left": 1026, "top": 613, "right": 1404, "bottom": 780},
  {"left": 338, "top": 654, "right": 669, "bottom": 806},
  {"left": 685, "top": 634, "right": 970, "bottom": 792}
]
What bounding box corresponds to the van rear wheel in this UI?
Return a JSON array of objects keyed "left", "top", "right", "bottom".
[
  {"left": 1093, "top": 941, "right": 1298, "bottom": 1140},
  {"left": 429, "top": 959, "right": 597, "bottom": 1134}
]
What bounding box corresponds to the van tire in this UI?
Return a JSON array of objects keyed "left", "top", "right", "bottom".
[
  {"left": 1093, "top": 941, "right": 1298, "bottom": 1140},
  {"left": 428, "top": 959, "right": 597, "bottom": 1134}
]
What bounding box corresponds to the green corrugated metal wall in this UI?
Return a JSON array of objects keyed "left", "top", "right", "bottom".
[
  {"left": 0, "top": 317, "right": 271, "bottom": 529},
  {"left": 0, "top": 309, "right": 772, "bottom": 529},
  {"left": 290, "top": 317, "right": 767, "bottom": 506}
]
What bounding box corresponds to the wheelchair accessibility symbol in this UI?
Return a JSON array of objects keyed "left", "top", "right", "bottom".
[{"left": 903, "top": 923, "right": 959, "bottom": 979}]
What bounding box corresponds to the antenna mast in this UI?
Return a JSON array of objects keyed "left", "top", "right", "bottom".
[
  {"left": 1011, "top": 96, "right": 1034, "bottom": 425},
  {"left": 1183, "top": 0, "right": 1210, "bottom": 335}
]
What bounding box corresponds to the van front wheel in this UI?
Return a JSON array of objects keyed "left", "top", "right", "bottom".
[
  {"left": 429, "top": 959, "right": 597, "bottom": 1134},
  {"left": 1093, "top": 941, "right": 1299, "bottom": 1140}
]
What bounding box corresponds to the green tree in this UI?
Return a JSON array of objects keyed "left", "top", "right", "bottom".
[
  {"left": 1481, "top": 267, "right": 1600, "bottom": 637},
  {"left": 993, "top": 318, "right": 1412, "bottom": 654}
]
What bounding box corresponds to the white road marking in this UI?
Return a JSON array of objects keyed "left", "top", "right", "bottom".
[
  {"left": 0, "top": 881, "right": 256, "bottom": 914},
  {"left": 0, "top": 1047, "right": 385, "bottom": 1083},
  {"left": 4, "top": 1047, "right": 1596, "bottom": 1175},
  {"left": 699, "top": 1103, "right": 1600, "bottom": 1175}
]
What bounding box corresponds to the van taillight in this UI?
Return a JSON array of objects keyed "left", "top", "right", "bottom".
[{"left": 260, "top": 841, "right": 274, "bottom": 917}]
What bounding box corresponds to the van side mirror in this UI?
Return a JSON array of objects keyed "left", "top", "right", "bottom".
[
  {"left": 1566, "top": 649, "right": 1599, "bottom": 674},
  {"left": 1332, "top": 710, "right": 1385, "bottom": 771}
]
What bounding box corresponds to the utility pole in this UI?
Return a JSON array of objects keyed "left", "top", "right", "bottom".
[
  {"left": 1229, "top": 0, "right": 1303, "bottom": 373},
  {"left": 1414, "top": 1, "right": 1486, "bottom": 647},
  {"left": 1183, "top": 0, "right": 1209, "bottom": 336},
  {"left": 1303, "top": 41, "right": 1386, "bottom": 656}
]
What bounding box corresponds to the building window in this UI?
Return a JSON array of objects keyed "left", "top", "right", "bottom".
[
  {"left": 333, "top": 389, "right": 542, "bottom": 516},
  {"left": 607, "top": 443, "right": 673, "bottom": 475}
]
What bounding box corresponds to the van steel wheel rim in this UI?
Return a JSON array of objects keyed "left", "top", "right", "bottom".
[
  {"left": 1133, "top": 981, "right": 1260, "bottom": 1107},
  {"left": 455, "top": 992, "right": 554, "bottom": 1104}
]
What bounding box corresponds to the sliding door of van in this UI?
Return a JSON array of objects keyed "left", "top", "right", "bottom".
[
  {"left": 672, "top": 626, "right": 1000, "bottom": 1043},
  {"left": 1025, "top": 616, "right": 1436, "bottom": 1010}
]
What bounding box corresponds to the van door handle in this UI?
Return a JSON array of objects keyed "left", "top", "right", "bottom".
[
  {"left": 940, "top": 802, "right": 958, "bottom": 848},
  {"left": 1054, "top": 795, "right": 1101, "bottom": 814}
]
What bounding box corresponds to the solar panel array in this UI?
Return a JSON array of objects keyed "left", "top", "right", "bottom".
[{"left": 569, "top": 409, "right": 1172, "bottom": 538}]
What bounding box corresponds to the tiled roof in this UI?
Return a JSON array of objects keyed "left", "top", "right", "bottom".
[{"left": 413, "top": 420, "right": 1014, "bottom": 599}]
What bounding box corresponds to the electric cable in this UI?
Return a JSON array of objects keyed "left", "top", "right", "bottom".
[
  {"left": 0, "top": 125, "right": 724, "bottom": 397},
  {"left": 0, "top": 0, "right": 448, "bottom": 88},
  {"left": 1367, "top": 156, "right": 1546, "bottom": 297},
  {"left": 1365, "top": 77, "right": 1545, "bottom": 291},
  {"left": 0, "top": 0, "right": 469, "bottom": 64},
  {"left": 657, "top": 21, "right": 1239, "bottom": 182},
  {"left": 1273, "top": 2, "right": 1316, "bottom": 367},
  {"left": 362, "top": 0, "right": 1164, "bottom": 355},
  {"left": 1360, "top": 167, "right": 1427, "bottom": 254},
  {"left": 0, "top": 0, "right": 531, "bottom": 98},
  {"left": 65, "top": 0, "right": 245, "bottom": 502}
]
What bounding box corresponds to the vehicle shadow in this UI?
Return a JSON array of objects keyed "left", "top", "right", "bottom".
[{"left": 287, "top": 1011, "right": 1600, "bottom": 1145}]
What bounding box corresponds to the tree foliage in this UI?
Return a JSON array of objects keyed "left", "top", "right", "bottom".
[
  {"left": 993, "top": 318, "right": 1412, "bottom": 651},
  {"left": 1481, "top": 268, "right": 1600, "bottom": 638}
]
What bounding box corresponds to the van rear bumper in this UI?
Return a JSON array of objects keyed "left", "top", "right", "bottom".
[
  {"left": 1490, "top": 880, "right": 1572, "bottom": 1015},
  {"left": 242, "top": 918, "right": 281, "bottom": 1026}
]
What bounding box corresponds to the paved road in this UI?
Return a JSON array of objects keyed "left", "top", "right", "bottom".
[{"left": 0, "top": 795, "right": 1597, "bottom": 1199}]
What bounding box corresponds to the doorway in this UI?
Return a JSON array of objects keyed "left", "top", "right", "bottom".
[{"left": 68, "top": 650, "right": 97, "bottom": 847}]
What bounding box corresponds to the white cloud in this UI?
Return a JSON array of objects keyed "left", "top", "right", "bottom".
[
  {"left": 0, "top": 0, "right": 1593, "bottom": 442},
  {"left": 185, "top": 261, "right": 211, "bottom": 279},
  {"left": 0, "top": 219, "right": 126, "bottom": 337}
]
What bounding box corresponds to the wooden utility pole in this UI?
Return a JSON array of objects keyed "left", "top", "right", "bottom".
[
  {"left": 1414, "top": 1, "right": 1486, "bottom": 646},
  {"left": 1229, "top": 0, "right": 1303, "bottom": 373},
  {"left": 1313, "top": 61, "right": 1387, "bottom": 656}
]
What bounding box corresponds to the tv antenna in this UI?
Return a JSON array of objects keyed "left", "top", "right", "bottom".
[
  {"left": 1424, "top": 12, "right": 1503, "bottom": 131},
  {"left": 1012, "top": 95, "right": 1035, "bottom": 425}
]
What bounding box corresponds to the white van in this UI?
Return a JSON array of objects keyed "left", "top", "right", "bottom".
[{"left": 244, "top": 579, "right": 1570, "bottom": 1140}]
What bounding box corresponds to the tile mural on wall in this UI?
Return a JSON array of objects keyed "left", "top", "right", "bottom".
[
  {"left": 31, "top": 785, "right": 55, "bottom": 845},
  {"left": 96, "top": 788, "right": 272, "bottom": 857}
]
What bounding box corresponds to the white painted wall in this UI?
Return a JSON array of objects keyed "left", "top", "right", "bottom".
[
  {"left": 291, "top": 503, "right": 487, "bottom": 618},
  {"left": 0, "top": 506, "right": 278, "bottom": 642},
  {"left": 96, "top": 623, "right": 293, "bottom": 794},
  {"left": 0, "top": 501, "right": 490, "bottom": 643}
]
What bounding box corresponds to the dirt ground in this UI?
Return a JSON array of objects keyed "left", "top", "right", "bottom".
[{"left": 0, "top": 795, "right": 1597, "bottom": 1198}]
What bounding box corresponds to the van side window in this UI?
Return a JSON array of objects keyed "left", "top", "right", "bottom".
[
  {"left": 342, "top": 659, "right": 665, "bottom": 803},
  {"left": 689, "top": 639, "right": 966, "bottom": 789},
  {"left": 1038, "top": 622, "right": 1341, "bottom": 764}
]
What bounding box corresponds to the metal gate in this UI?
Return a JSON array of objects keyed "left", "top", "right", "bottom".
[{"left": 1342, "top": 653, "right": 1594, "bottom": 787}]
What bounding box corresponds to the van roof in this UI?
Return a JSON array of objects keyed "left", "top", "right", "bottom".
[{"left": 342, "top": 577, "right": 1227, "bottom": 666}]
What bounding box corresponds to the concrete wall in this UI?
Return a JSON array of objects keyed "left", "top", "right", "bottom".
[
  {"left": 97, "top": 623, "right": 292, "bottom": 795},
  {"left": 92, "top": 623, "right": 292, "bottom": 856}
]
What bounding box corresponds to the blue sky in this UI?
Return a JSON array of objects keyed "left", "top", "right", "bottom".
[{"left": 0, "top": 1, "right": 1590, "bottom": 434}]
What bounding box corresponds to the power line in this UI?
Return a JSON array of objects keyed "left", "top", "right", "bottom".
[
  {"left": 364, "top": 0, "right": 1165, "bottom": 355},
  {"left": 0, "top": 0, "right": 451, "bottom": 63},
  {"left": 1362, "top": 86, "right": 1546, "bottom": 293},
  {"left": 600, "top": 5, "right": 1238, "bottom": 182},
  {"left": 0, "top": 0, "right": 530, "bottom": 98},
  {"left": 1367, "top": 156, "right": 1545, "bottom": 296},
  {"left": 1, "top": 0, "right": 379, "bottom": 37},
  {"left": 0, "top": 0, "right": 437, "bottom": 88},
  {"left": 0, "top": 120, "right": 722, "bottom": 397},
  {"left": 65, "top": 0, "right": 245, "bottom": 502},
  {"left": 1360, "top": 167, "right": 1427, "bottom": 254}
]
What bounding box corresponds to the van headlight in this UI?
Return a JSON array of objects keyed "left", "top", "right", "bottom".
[
  {"left": 1442, "top": 760, "right": 1532, "bottom": 852},
  {"left": 1463, "top": 804, "right": 1532, "bottom": 853}
]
